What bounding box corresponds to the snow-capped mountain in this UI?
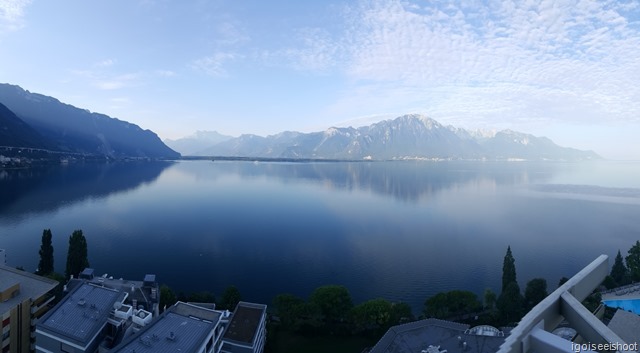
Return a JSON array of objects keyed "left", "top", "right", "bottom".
[{"left": 194, "top": 114, "right": 600, "bottom": 161}]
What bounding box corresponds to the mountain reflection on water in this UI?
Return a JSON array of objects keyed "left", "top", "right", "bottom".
[
  {"left": 1, "top": 160, "right": 639, "bottom": 314},
  {"left": 0, "top": 161, "right": 174, "bottom": 222},
  {"left": 174, "top": 160, "right": 559, "bottom": 202}
]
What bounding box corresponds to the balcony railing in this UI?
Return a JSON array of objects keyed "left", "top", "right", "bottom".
[{"left": 497, "top": 255, "right": 630, "bottom": 353}]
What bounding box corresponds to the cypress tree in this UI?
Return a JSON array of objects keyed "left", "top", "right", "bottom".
[
  {"left": 38, "top": 229, "right": 54, "bottom": 275},
  {"left": 65, "top": 230, "right": 89, "bottom": 279},
  {"left": 497, "top": 281, "right": 524, "bottom": 324},
  {"left": 502, "top": 246, "right": 517, "bottom": 292}
]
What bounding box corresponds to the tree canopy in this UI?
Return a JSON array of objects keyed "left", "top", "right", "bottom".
[
  {"left": 350, "top": 298, "right": 393, "bottom": 334},
  {"left": 423, "top": 290, "right": 482, "bottom": 319},
  {"left": 218, "top": 285, "right": 242, "bottom": 311},
  {"left": 524, "top": 278, "right": 548, "bottom": 311},
  {"left": 611, "top": 250, "right": 630, "bottom": 286},
  {"left": 159, "top": 285, "right": 177, "bottom": 312},
  {"left": 38, "top": 229, "right": 54, "bottom": 275},
  {"left": 625, "top": 242, "right": 640, "bottom": 282},
  {"left": 310, "top": 285, "right": 353, "bottom": 323},
  {"left": 484, "top": 288, "right": 497, "bottom": 310},
  {"left": 273, "top": 294, "right": 307, "bottom": 329},
  {"left": 65, "top": 230, "right": 89, "bottom": 279}
]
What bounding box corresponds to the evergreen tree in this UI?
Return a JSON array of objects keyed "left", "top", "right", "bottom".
[
  {"left": 524, "top": 278, "right": 548, "bottom": 311},
  {"left": 611, "top": 250, "right": 630, "bottom": 286},
  {"left": 498, "top": 246, "right": 523, "bottom": 324},
  {"left": 626, "top": 241, "right": 640, "bottom": 282},
  {"left": 497, "top": 281, "right": 524, "bottom": 324},
  {"left": 502, "top": 246, "right": 517, "bottom": 292},
  {"left": 38, "top": 229, "right": 54, "bottom": 275},
  {"left": 65, "top": 230, "right": 89, "bottom": 279}
]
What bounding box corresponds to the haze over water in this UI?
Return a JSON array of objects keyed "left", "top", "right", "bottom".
[{"left": 1, "top": 160, "right": 639, "bottom": 313}]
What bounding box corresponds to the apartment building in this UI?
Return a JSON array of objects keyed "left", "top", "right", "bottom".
[{"left": 0, "top": 265, "right": 58, "bottom": 353}]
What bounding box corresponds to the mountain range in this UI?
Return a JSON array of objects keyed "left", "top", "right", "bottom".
[
  {"left": 0, "top": 101, "right": 53, "bottom": 150},
  {"left": 0, "top": 84, "right": 179, "bottom": 159},
  {"left": 0, "top": 83, "right": 600, "bottom": 161},
  {"left": 168, "top": 115, "right": 600, "bottom": 161},
  {"left": 164, "top": 130, "right": 233, "bottom": 156}
]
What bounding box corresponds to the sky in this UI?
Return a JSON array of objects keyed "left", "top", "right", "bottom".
[{"left": 0, "top": 0, "right": 639, "bottom": 159}]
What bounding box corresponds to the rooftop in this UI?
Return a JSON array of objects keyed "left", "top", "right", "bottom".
[
  {"left": 223, "top": 301, "right": 267, "bottom": 345},
  {"left": 111, "top": 302, "right": 220, "bottom": 353},
  {"left": 67, "top": 274, "right": 157, "bottom": 311},
  {"left": 607, "top": 309, "right": 640, "bottom": 345},
  {"left": 37, "top": 283, "right": 121, "bottom": 346},
  {"left": 370, "top": 319, "right": 507, "bottom": 353},
  {"left": 0, "top": 264, "right": 58, "bottom": 314}
]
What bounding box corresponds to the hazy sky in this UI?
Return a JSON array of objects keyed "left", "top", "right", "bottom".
[{"left": 1, "top": 0, "right": 639, "bottom": 159}]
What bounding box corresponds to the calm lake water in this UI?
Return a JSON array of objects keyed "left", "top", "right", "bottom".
[{"left": 1, "top": 160, "right": 640, "bottom": 313}]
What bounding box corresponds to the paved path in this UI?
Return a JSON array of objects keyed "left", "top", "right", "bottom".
[{"left": 601, "top": 283, "right": 640, "bottom": 301}]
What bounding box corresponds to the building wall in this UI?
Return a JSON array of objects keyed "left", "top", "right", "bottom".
[
  {"left": 35, "top": 326, "right": 106, "bottom": 353},
  {"left": 35, "top": 332, "right": 74, "bottom": 353},
  {"left": 1, "top": 311, "right": 10, "bottom": 353},
  {"left": 254, "top": 314, "right": 266, "bottom": 353},
  {"left": 3, "top": 298, "right": 44, "bottom": 353},
  {"left": 1, "top": 291, "right": 56, "bottom": 353},
  {"left": 20, "top": 300, "right": 31, "bottom": 353}
]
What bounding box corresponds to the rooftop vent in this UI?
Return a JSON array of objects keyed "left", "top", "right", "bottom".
[
  {"left": 166, "top": 331, "right": 176, "bottom": 341},
  {"left": 77, "top": 298, "right": 86, "bottom": 306}
]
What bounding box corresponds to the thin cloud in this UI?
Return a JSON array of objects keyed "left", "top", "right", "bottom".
[
  {"left": 155, "top": 69, "right": 177, "bottom": 77},
  {"left": 0, "top": 0, "right": 32, "bottom": 33},
  {"left": 70, "top": 69, "right": 142, "bottom": 90},
  {"left": 94, "top": 59, "right": 116, "bottom": 68},
  {"left": 94, "top": 73, "right": 141, "bottom": 90},
  {"left": 282, "top": 28, "right": 340, "bottom": 72},
  {"left": 286, "top": 0, "right": 640, "bottom": 128},
  {"left": 191, "top": 52, "right": 237, "bottom": 77}
]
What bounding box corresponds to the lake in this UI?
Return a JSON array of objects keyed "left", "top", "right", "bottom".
[{"left": 1, "top": 160, "right": 639, "bottom": 314}]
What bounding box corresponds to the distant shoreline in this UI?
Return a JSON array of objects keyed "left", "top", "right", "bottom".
[{"left": 178, "top": 155, "right": 602, "bottom": 163}]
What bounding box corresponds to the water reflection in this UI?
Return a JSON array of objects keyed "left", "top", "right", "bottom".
[
  {"left": 2, "top": 160, "right": 638, "bottom": 315},
  {"left": 0, "top": 161, "right": 173, "bottom": 222},
  {"left": 176, "top": 160, "right": 560, "bottom": 202}
]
